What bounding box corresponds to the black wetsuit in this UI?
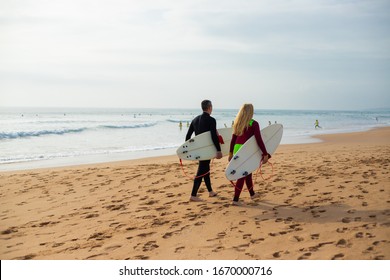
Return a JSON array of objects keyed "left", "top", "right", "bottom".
[{"left": 186, "top": 112, "right": 221, "bottom": 196}]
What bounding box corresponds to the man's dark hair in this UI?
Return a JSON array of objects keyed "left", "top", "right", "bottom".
[{"left": 201, "top": 100, "right": 212, "bottom": 111}]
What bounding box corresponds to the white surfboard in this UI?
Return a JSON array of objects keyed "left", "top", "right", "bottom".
[
  {"left": 225, "top": 124, "right": 283, "bottom": 181},
  {"left": 176, "top": 127, "right": 233, "bottom": 161}
]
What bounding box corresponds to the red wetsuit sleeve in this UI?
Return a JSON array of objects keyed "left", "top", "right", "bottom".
[{"left": 253, "top": 121, "right": 271, "bottom": 158}]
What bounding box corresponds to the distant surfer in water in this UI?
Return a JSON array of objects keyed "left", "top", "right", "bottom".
[
  {"left": 186, "top": 100, "right": 223, "bottom": 202},
  {"left": 315, "top": 119, "right": 321, "bottom": 129},
  {"left": 228, "top": 104, "right": 270, "bottom": 206}
]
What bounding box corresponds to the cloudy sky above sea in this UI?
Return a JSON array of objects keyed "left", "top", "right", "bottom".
[{"left": 1, "top": 0, "right": 389, "bottom": 110}]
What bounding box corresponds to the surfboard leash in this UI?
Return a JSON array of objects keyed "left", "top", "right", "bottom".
[
  {"left": 229, "top": 160, "right": 275, "bottom": 192},
  {"left": 255, "top": 160, "right": 274, "bottom": 182},
  {"left": 179, "top": 158, "right": 213, "bottom": 180}
]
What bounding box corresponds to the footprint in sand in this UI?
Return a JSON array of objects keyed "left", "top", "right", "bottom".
[
  {"left": 243, "top": 234, "right": 252, "bottom": 239},
  {"left": 310, "top": 233, "right": 320, "bottom": 240},
  {"left": 143, "top": 200, "right": 159, "bottom": 206},
  {"left": 336, "top": 227, "right": 348, "bottom": 233},
  {"left": 355, "top": 232, "right": 364, "bottom": 238},
  {"left": 105, "top": 204, "right": 126, "bottom": 211},
  {"left": 170, "top": 221, "right": 182, "bottom": 228},
  {"left": 284, "top": 199, "right": 292, "bottom": 204},
  {"left": 212, "top": 245, "right": 225, "bottom": 253},
  {"left": 290, "top": 235, "right": 304, "bottom": 242},
  {"left": 15, "top": 254, "right": 37, "bottom": 260},
  {"left": 156, "top": 206, "right": 170, "bottom": 211},
  {"left": 341, "top": 217, "right": 351, "bottom": 223},
  {"left": 163, "top": 232, "right": 174, "bottom": 239},
  {"left": 143, "top": 241, "right": 159, "bottom": 252},
  {"left": 88, "top": 232, "right": 112, "bottom": 241},
  {"left": 105, "top": 245, "right": 122, "bottom": 252},
  {"left": 332, "top": 253, "right": 344, "bottom": 260},
  {"left": 137, "top": 232, "right": 156, "bottom": 238},
  {"left": 250, "top": 238, "right": 265, "bottom": 244},
  {"left": 152, "top": 218, "right": 169, "bottom": 227},
  {"left": 1, "top": 227, "right": 18, "bottom": 235},
  {"left": 85, "top": 213, "right": 99, "bottom": 219},
  {"left": 134, "top": 255, "right": 150, "bottom": 260},
  {"left": 163, "top": 228, "right": 184, "bottom": 239},
  {"left": 336, "top": 239, "right": 348, "bottom": 248},
  {"left": 52, "top": 242, "right": 65, "bottom": 248},
  {"left": 233, "top": 243, "right": 250, "bottom": 252},
  {"left": 175, "top": 246, "right": 185, "bottom": 253},
  {"left": 298, "top": 252, "right": 311, "bottom": 260}
]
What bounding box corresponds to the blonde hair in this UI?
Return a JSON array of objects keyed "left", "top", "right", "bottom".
[{"left": 233, "top": 104, "right": 254, "bottom": 136}]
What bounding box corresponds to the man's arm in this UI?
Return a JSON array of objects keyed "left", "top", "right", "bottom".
[
  {"left": 209, "top": 118, "right": 222, "bottom": 159},
  {"left": 209, "top": 118, "right": 221, "bottom": 152}
]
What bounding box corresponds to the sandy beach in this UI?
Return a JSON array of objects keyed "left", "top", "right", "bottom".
[{"left": 0, "top": 127, "right": 389, "bottom": 260}]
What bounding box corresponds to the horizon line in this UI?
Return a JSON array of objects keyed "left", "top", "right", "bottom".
[{"left": 0, "top": 105, "right": 389, "bottom": 112}]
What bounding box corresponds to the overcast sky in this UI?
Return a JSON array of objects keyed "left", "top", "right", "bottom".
[{"left": 1, "top": 0, "right": 389, "bottom": 110}]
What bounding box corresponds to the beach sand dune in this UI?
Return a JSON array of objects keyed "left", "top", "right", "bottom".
[{"left": 0, "top": 128, "right": 389, "bottom": 260}]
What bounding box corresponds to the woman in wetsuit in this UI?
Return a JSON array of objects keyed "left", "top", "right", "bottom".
[{"left": 228, "top": 104, "right": 270, "bottom": 206}]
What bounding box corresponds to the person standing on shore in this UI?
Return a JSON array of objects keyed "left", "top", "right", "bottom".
[
  {"left": 185, "top": 100, "right": 223, "bottom": 202},
  {"left": 228, "top": 104, "right": 270, "bottom": 206}
]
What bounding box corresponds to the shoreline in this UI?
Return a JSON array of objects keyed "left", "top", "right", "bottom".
[
  {"left": 0, "top": 127, "right": 389, "bottom": 260},
  {"left": 1, "top": 126, "right": 388, "bottom": 173}
]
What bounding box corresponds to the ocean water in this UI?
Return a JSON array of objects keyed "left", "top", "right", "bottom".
[{"left": 0, "top": 107, "right": 389, "bottom": 171}]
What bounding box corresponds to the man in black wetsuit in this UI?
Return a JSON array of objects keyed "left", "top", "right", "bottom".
[{"left": 185, "top": 100, "right": 223, "bottom": 202}]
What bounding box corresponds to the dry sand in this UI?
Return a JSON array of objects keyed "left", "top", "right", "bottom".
[{"left": 0, "top": 127, "right": 389, "bottom": 260}]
